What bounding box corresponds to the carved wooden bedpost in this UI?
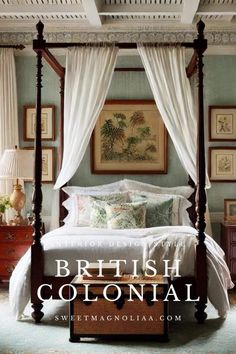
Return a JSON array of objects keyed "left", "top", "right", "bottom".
[
  {"left": 31, "top": 20, "right": 45, "bottom": 323},
  {"left": 194, "top": 20, "right": 208, "bottom": 324}
]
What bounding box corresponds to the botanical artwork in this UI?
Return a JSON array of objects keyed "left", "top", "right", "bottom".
[
  {"left": 41, "top": 148, "right": 54, "bottom": 182},
  {"left": 209, "top": 148, "right": 236, "bottom": 181},
  {"left": 209, "top": 106, "right": 236, "bottom": 141},
  {"left": 30, "top": 113, "right": 48, "bottom": 136},
  {"left": 101, "top": 110, "right": 157, "bottom": 162},
  {"left": 216, "top": 154, "right": 233, "bottom": 175},
  {"left": 24, "top": 148, "right": 54, "bottom": 183},
  {"left": 229, "top": 203, "right": 236, "bottom": 217},
  {"left": 224, "top": 199, "right": 236, "bottom": 222},
  {"left": 42, "top": 153, "right": 48, "bottom": 177},
  {"left": 216, "top": 114, "right": 233, "bottom": 135},
  {"left": 92, "top": 101, "right": 167, "bottom": 173},
  {"left": 24, "top": 105, "right": 55, "bottom": 141}
]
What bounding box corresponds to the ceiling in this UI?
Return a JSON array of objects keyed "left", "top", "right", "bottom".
[{"left": 0, "top": 0, "right": 235, "bottom": 47}]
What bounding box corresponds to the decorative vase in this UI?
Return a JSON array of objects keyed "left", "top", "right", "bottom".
[{"left": 9, "top": 183, "right": 26, "bottom": 225}]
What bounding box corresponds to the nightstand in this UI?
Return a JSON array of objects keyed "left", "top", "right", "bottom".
[
  {"left": 221, "top": 222, "right": 236, "bottom": 284},
  {"left": 0, "top": 224, "right": 44, "bottom": 282}
]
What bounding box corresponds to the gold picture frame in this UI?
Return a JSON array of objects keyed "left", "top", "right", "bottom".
[
  {"left": 91, "top": 100, "right": 168, "bottom": 174},
  {"left": 24, "top": 147, "right": 55, "bottom": 183},
  {"left": 24, "top": 105, "right": 55, "bottom": 141},
  {"left": 224, "top": 199, "right": 236, "bottom": 223},
  {"left": 209, "top": 147, "right": 236, "bottom": 182},
  {"left": 209, "top": 106, "right": 236, "bottom": 141}
]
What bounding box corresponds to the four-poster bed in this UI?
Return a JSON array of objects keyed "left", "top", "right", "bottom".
[
  {"left": 0, "top": 45, "right": 25, "bottom": 50},
  {"left": 6, "top": 19, "right": 231, "bottom": 328},
  {"left": 29, "top": 19, "right": 210, "bottom": 325}
]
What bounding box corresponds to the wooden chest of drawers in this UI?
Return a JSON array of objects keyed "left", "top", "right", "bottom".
[
  {"left": 221, "top": 222, "right": 236, "bottom": 283},
  {"left": 0, "top": 225, "right": 33, "bottom": 281},
  {"left": 70, "top": 275, "right": 169, "bottom": 342}
]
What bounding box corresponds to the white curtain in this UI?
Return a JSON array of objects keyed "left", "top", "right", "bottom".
[
  {"left": 137, "top": 45, "right": 210, "bottom": 188},
  {"left": 0, "top": 48, "right": 19, "bottom": 196},
  {"left": 54, "top": 45, "right": 118, "bottom": 189}
]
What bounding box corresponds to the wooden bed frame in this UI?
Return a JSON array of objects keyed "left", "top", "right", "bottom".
[{"left": 30, "top": 20, "right": 208, "bottom": 325}]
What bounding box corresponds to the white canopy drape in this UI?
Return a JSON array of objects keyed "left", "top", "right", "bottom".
[
  {"left": 137, "top": 45, "right": 210, "bottom": 187},
  {"left": 0, "top": 48, "right": 19, "bottom": 195},
  {"left": 54, "top": 46, "right": 118, "bottom": 189}
]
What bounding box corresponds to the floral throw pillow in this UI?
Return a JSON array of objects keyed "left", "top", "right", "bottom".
[
  {"left": 90, "top": 193, "right": 128, "bottom": 228},
  {"left": 128, "top": 191, "right": 174, "bottom": 227},
  {"left": 105, "top": 202, "right": 147, "bottom": 229}
]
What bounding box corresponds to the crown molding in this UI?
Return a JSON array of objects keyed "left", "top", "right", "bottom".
[{"left": 0, "top": 30, "right": 235, "bottom": 46}]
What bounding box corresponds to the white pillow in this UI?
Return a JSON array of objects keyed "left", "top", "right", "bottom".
[
  {"left": 128, "top": 190, "right": 192, "bottom": 226},
  {"left": 122, "top": 179, "right": 194, "bottom": 199},
  {"left": 62, "top": 191, "right": 128, "bottom": 226},
  {"left": 179, "top": 196, "right": 193, "bottom": 226},
  {"left": 63, "top": 181, "right": 123, "bottom": 196}
]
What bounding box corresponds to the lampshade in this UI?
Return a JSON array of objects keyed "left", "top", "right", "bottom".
[{"left": 0, "top": 148, "right": 34, "bottom": 181}]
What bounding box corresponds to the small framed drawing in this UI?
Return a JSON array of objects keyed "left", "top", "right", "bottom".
[
  {"left": 209, "top": 147, "right": 236, "bottom": 182},
  {"left": 24, "top": 105, "right": 55, "bottom": 141},
  {"left": 209, "top": 106, "right": 236, "bottom": 141},
  {"left": 24, "top": 147, "right": 55, "bottom": 183},
  {"left": 224, "top": 199, "right": 236, "bottom": 222},
  {"left": 91, "top": 100, "right": 168, "bottom": 174}
]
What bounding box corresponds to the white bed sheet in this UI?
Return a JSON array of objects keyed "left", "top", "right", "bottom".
[{"left": 9, "top": 225, "right": 234, "bottom": 320}]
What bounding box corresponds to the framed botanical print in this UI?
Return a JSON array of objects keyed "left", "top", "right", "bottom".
[
  {"left": 91, "top": 100, "right": 168, "bottom": 174},
  {"left": 224, "top": 199, "right": 236, "bottom": 222},
  {"left": 24, "top": 105, "right": 55, "bottom": 141},
  {"left": 209, "top": 106, "right": 236, "bottom": 141},
  {"left": 209, "top": 147, "right": 236, "bottom": 182},
  {"left": 24, "top": 147, "right": 55, "bottom": 183}
]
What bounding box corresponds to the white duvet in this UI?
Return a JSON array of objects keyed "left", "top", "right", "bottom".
[{"left": 9, "top": 225, "right": 234, "bottom": 320}]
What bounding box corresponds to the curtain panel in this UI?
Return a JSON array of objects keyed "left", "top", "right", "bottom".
[
  {"left": 54, "top": 45, "right": 118, "bottom": 189},
  {"left": 0, "top": 48, "right": 19, "bottom": 195},
  {"left": 137, "top": 45, "right": 210, "bottom": 188}
]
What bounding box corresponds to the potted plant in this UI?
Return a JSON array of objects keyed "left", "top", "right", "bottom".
[{"left": 0, "top": 195, "right": 11, "bottom": 225}]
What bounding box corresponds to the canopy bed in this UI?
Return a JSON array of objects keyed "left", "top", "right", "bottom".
[{"left": 8, "top": 20, "right": 233, "bottom": 326}]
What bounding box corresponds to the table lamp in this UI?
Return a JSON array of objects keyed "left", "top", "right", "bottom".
[{"left": 0, "top": 147, "right": 34, "bottom": 225}]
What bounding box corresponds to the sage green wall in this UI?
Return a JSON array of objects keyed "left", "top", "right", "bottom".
[
  {"left": 204, "top": 55, "right": 236, "bottom": 240},
  {"left": 15, "top": 55, "right": 236, "bottom": 235},
  {"left": 205, "top": 56, "right": 236, "bottom": 212}
]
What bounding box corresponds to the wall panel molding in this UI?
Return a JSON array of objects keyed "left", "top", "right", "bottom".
[{"left": 0, "top": 30, "right": 236, "bottom": 46}]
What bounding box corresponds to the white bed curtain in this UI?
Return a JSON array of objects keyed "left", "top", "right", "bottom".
[
  {"left": 137, "top": 45, "right": 210, "bottom": 188},
  {"left": 54, "top": 45, "right": 118, "bottom": 189},
  {"left": 0, "top": 48, "right": 19, "bottom": 197}
]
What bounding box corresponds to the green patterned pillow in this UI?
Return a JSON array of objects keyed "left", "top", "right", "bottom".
[
  {"left": 105, "top": 202, "right": 147, "bottom": 229},
  {"left": 90, "top": 193, "right": 128, "bottom": 228},
  {"left": 129, "top": 191, "right": 173, "bottom": 227}
]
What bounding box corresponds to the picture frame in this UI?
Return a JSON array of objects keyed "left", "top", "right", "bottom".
[
  {"left": 224, "top": 199, "right": 236, "bottom": 223},
  {"left": 91, "top": 100, "right": 168, "bottom": 174},
  {"left": 24, "top": 105, "right": 55, "bottom": 141},
  {"left": 209, "top": 106, "right": 236, "bottom": 141},
  {"left": 209, "top": 147, "right": 236, "bottom": 182},
  {"left": 24, "top": 147, "right": 55, "bottom": 183}
]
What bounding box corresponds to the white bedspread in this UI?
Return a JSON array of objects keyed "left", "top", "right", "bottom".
[{"left": 9, "top": 225, "right": 234, "bottom": 320}]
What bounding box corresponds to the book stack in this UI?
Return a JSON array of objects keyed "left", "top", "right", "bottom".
[{"left": 82, "top": 263, "right": 121, "bottom": 280}]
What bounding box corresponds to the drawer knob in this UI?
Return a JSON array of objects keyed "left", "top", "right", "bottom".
[
  {"left": 6, "top": 265, "right": 15, "bottom": 274},
  {"left": 24, "top": 234, "right": 30, "bottom": 240},
  {"left": 5, "top": 233, "right": 15, "bottom": 240}
]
